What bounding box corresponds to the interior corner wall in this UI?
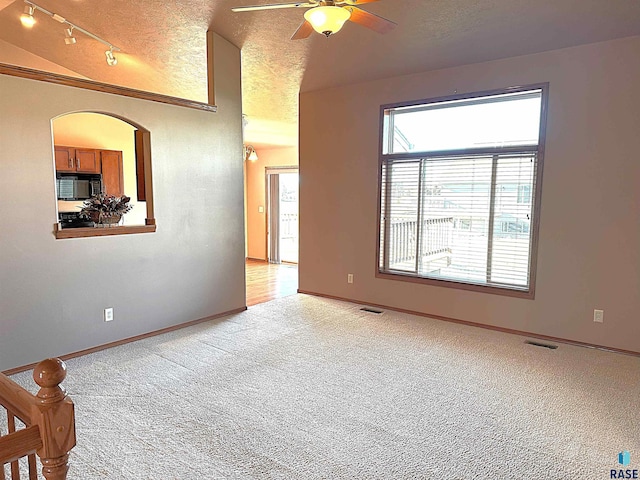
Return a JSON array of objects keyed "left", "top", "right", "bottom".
[
  {"left": 299, "top": 35, "right": 640, "bottom": 353},
  {"left": 246, "top": 146, "right": 298, "bottom": 260},
  {"left": 0, "top": 36, "right": 245, "bottom": 371}
]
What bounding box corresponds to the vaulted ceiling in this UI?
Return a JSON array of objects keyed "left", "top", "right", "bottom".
[{"left": 1, "top": 0, "right": 640, "bottom": 148}]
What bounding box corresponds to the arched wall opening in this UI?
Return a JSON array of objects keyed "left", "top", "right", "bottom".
[{"left": 51, "top": 111, "right": 155, "bottom": 233}]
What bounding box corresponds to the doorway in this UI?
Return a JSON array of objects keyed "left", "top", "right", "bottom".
[{"left": 267, "top": 168, "right": 299, "bottom": 264}]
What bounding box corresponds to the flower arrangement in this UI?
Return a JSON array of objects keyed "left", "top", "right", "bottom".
[{"left": 80, "top": 194, "right": 133, "bottom": 225}]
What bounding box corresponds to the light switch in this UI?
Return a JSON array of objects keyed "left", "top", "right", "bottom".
[{"left": 258, "top": 206, "right": 264, "bottom": 213}]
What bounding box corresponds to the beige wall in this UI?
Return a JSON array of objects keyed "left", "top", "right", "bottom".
[
  {"left": 0, "top": 33, "right": 245, "bottom": 371},
  {"left": 245, "top": 146, "right": 298, "bottom": 260},
  {"left": 299, "top": 35, "right": 640, "bottom": 353}
]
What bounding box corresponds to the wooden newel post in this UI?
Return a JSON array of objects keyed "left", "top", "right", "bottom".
[{"left": 31, "top": 358, "right": 76, "bottom": 480}]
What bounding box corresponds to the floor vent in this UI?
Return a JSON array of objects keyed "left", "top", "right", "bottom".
[
  {"left": 360, "top": 307, "right": 383, "bottom": 314},
  {"left": 525, "top": 340, "right": 558, "bottom": 350}
]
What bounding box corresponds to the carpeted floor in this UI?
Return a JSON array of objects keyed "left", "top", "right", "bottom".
[{"left": 4, "top": 294, "right": 640, "bottom": 479}]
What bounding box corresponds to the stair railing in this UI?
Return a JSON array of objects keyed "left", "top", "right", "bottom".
[{"left": 0, "top": 358, "right": 75, "bottom": 480}]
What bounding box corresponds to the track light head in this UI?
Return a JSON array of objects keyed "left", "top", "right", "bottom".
[
  {"left": 105, "top": 47, "right": 117, "bottom": 66},
  {"left": 64, "top": 27, "right": 76, "bottom": 45},
  {"left": 20, "top": 5, "right": 35, "bottom": 28}
]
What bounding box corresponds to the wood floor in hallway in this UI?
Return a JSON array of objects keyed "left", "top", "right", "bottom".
[{"left": 246, "top": 259, "right": 298, "bottom": 306}]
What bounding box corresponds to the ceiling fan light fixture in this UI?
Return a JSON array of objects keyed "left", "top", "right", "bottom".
[
  {"left": 20, "top": 4, "right": 36, "bottom": 28},
  {"left": 304, "top": 6, "right": 351, "bottom": 37}
]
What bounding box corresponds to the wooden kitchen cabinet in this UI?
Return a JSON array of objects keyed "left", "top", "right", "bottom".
[
  {"left": 54, "top": 146, "right": 101, "bottom": 174},
  {"left": 55, "top": 145, "right": 124, "bottom": 197},
  {"left": 101, "top": 150, "right": 124, "bottom": 196},
  {"left": 54, "top": 146, "right": 74, "bottom": 172},
  {"left": 76, "top": 149, "right": 100, "bottom": 173}
]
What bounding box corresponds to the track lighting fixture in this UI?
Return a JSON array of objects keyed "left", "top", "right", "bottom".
[
  {"left": 19, "top": 1, "right": 120, "bottom": 64},
  {"left": 244, "top": 145, "right": 258, "bottom": 162},
  {"left": 105, "top": 47, "right": 117, "bottom": 66},
  {"left": 64, "top": 27, "right": 76, "bottom": 45},
  {"left": 20, "top": 4, "right": 35, "bottom": 28}
]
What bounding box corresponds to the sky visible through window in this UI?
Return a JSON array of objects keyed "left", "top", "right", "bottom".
[{"left": 390, "top": 93, "right": 542, "bottom": 153}]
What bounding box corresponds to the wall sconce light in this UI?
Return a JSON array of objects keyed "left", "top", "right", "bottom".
[{"left": 244, "top": 145, "right": 258, "bottom": 162}]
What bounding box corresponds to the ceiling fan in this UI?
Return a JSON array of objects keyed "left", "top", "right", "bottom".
[{"left": 231, "top": 0, "right": 396, "bottom": 40}]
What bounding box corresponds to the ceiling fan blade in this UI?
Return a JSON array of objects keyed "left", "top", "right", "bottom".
[
  {"left": 346, "top": 6, "right": 396, "bottom": 34},
  {"left": 291, "top": 20, "right": 314, "bottom": 40},
  {"left": 232, "top": 2, "right": 315, "bottom": 12}
]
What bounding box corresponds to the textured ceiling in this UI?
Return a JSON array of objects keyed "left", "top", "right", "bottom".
[{"left": 1, "top": 0, "right": 640, "bottom": 148}]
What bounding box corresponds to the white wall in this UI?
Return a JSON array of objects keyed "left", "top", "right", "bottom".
[
  {"left": 0, "top": 34, "right": 245, "bottom": 371},
  {"left": 299, "top": 36, "right": 640, "bottom": 353}
]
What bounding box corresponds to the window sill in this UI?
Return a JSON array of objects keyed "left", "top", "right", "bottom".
[
  {"left": 54, "top": 222, "right": 156, "bottom": 239},
  {"left": 376, "top": 271, "right": 534, "bottom": 299}
]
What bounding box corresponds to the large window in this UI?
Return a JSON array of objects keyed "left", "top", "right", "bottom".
[{"left": 378, "top": 86, "right": 547, "bottom": 297}]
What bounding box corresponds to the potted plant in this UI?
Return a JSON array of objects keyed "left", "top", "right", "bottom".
[{"left": 79, "top": 194, "right": 133, "bottom": 227}]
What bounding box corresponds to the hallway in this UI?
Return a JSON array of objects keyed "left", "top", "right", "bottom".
[{"left": 245, "top": 259, "right": 298, "bottom": 306}]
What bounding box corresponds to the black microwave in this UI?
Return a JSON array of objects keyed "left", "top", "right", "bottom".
[{"left": 56, "top": 174, "right": 102, "bottom": 200}]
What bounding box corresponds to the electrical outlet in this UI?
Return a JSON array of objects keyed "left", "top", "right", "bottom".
[
  {"left": 593, "top": 309, "right": 604, "bottom": 323},
  {"left": 104, "top": 307, "right": 114, "bottom": 322},
  {"left": 347, "top": 273, "right": 354, "bottom": 284}
]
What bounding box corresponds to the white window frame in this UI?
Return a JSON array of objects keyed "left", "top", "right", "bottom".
[{"left": 376, "top": 84, "right": 548, "bottom": 299}]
